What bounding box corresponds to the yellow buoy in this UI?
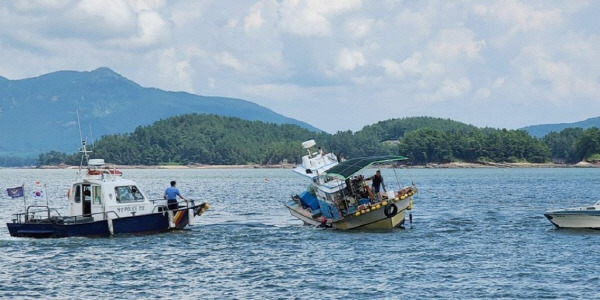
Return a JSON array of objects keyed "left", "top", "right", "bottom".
[
  {"left": 375, "top": 204, "right": 381, "bottom": 210},
  {"left": 366, "top": 209, "right": 371, "bottom": 213},
  {"left": 355, "top": 211, "right": 361, "bottom": 217},
  {"left": 361, "top": 210, "right": 366, "bottom": 214},
  {"left": 382, "top": 201, "right": 388, "bottom": 206}
]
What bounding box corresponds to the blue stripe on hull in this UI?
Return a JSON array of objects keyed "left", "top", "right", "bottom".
[
  {"left": 112, "top": 213, "right": 171, "bottom": 234},
  {"left": 6, "top": 209, "right": 191, "bottom": 238},
  {"left": 7, "top": 221, "right": 110, "bottom": 238}
]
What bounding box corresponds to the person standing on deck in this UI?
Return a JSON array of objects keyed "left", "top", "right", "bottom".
[
  {"left": 164, "top": 181, "right": 187, "bottom": 210},
  {"left": 367, "top": 170, "right": 386, "bottom": 195}
]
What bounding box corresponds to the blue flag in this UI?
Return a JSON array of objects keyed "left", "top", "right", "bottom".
[{"left": 6, "top": 186, "right": 24, "bottom": 198}]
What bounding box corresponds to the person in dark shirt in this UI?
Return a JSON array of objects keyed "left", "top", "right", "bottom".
[
  {"left": 367, "top": 170, "right": 386, "bottom": 194},
  {"left": 164, "top": 180, "right": 187, "bottom": 210}
]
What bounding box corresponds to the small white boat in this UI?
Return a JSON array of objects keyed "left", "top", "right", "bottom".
[
  {"left": 285, "top": 140, "right": 417, "bottom": 230},
  {"left": 544, "top": 201, "right": 600, "bottom": 229},
  {"left": 6, "top": 141, "right": 209, "bottom": 238}
]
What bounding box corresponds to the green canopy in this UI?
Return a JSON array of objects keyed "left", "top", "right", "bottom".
[{"left": 323, "top": 155, "right": 408, "bottom": 180}]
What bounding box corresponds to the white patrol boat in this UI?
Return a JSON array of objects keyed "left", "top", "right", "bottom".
[
  {"left": 285, "top": 140, "right": 417, "bottom": 230},
  {"left": 6, "top": 141, "right": 209, "bottom": 238}
]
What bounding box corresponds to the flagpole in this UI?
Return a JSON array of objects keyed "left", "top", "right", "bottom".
[
  {"left": 22, "top": 184, "right": 27, "bottom": 222},
  {"left": 44, "top": 183, "right": 49, "bottom": 207},
  {"left": 44, "top": 183, "right": 50, "bottom": 219}
]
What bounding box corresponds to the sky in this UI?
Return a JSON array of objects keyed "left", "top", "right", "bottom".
[{"left": 1, "top": 0, "right": 599, "bottom": 133}]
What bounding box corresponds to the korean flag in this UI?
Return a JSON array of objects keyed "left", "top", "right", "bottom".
[{"left": 32, "top": 189, "right": 46, "bottom": 200}]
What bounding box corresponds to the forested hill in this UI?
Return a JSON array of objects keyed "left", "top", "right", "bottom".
[
  {"left": 36, "top": 115, "right": 600, "bottom": 167},
  {"left": 82, "top": 114, "right": 323, "bottom": 165}
]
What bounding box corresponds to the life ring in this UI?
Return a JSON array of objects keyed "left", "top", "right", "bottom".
[{"left": 384, "top": 203, "right": 398, "bottom": 218}]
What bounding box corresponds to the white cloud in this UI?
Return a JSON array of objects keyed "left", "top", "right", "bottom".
[
  {"left": 215, "top": 52, "right": 247, "bottom": 72},
  {"left": 474, "top": 1, "right": 563, "bottom": 47},
  {"left": 336, "top": 48, "right": 366, "bottom": 71},
  {"left": 492, "top": 77, "right": 505, "bottom": 89},
  {"left": 484, "top": 0, "right": 562, "bottom": 32},
  {"left": 428, "top": 28, "right": 486, "bottom": 61},
  {"left": 76, "top": 0, "right": 136, "bottom": 32},
  {"left": 346, "top": 18, "right": 377, "bottom": 38},
  {"left": 380, "top": 59, "right": 404, "bottom": 80},
  {"left": 276, "top": 0, "right": 362, "bottom": 36},
  {"left": 1, "top": 0, "right": 600, "bottom": 132},
  {"left": 244, "top": 3, "right": 264, "bottom": 32},
  {"left": 136, "top": 10, "right": 170, "bottom": 45},
  {"left": 432, "top": 77, "right": 472, "bottom": 102}
]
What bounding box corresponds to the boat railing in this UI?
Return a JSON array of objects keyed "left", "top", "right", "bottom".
[
  {"left": 11, "top": 205, "right": 62, "bottom": 224},
  {"left": 103, "top": 211, "right": 120, "bottom": 219},
  {"left": 148, "top": 199, "right": 196, "bottom": 213},
  {"left": 11, "top": 206, "right": 125, "bottom": 224}
]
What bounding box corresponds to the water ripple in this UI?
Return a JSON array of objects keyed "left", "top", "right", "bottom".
[{"left": 2, "top": 168, "right": 600, "bottom": 298}]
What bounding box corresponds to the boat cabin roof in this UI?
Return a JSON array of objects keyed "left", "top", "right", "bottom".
[{"left": 323, "top": 155, "right": 408, "bottom": 180}]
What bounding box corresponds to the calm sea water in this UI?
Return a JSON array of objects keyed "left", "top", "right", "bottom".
[{"left": 1, "top": 167, "right": 599, "bottom": 299}]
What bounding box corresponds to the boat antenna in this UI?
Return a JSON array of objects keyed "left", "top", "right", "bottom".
[
  {"left": 77, "top": 110, "right": 92, "bottom": 168},
  {"left": 88, "top": 124, "right": 95, "bottom": 149}
]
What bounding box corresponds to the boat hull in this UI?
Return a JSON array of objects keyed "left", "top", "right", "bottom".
[
  {"left": 286, "top": 198, "right": 411, "bottom": 230},
  {"left": 333, "top": 198, "right": 410, "bottom": 230},
  {"left": 333, "top": 210, "right": 406, "bottom": 230},
  {"left": 544, "top": 209, "right": 600, "bottom": 229},
  {"left": 7, "top": 207, "right": 196, "bottom": 238}
]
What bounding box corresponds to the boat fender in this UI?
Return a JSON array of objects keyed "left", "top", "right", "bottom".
[
  {"left": 67, "top": 188, "right": 71, "bottom": 199},
  {"left": 384, "top": 203, "right": 398, "bottom": 218},
  {"left": 188, "top": 209, "right": 195, "bottom": 226},
  {"left": 168, "top": 210, "right": 175, "bottom": 228},
  {"left": 107, "top": 218, "right": 114, "bottom": 236}
]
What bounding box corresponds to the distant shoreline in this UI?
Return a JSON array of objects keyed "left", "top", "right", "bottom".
[
  {"left": 19, "top": 161, "right": 600, "bottom": 169},
  {"left": 416, "top": 161, "right": 600, "bottom": 168}
]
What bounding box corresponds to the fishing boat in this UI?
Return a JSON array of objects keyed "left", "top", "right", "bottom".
[
  {"left": 544, "top": 201, "right": 600, "bottom": 229},
  {"left": 6, "top": 141, "right": 209, "bottom": 238},
  {"left": 285, "top": 140, "right": 417, "bottom": 230}
]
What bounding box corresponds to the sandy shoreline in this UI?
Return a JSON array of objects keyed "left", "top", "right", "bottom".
[{"left": 26, "top": 161, "right": 600, "bottom": 169}]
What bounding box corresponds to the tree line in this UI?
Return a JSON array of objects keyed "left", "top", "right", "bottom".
[{"left": 34, "top": 114, "right": 600, "bottom": 166}]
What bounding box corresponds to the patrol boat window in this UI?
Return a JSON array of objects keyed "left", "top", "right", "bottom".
[{"left": 115, "top": 186, "right": 144, "bottom": 203}]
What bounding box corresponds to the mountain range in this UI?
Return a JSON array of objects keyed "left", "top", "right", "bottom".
[
  {"left": 1, "top": 67, "right": 598, "bottom": 158},
  {"left": 520, "top": 117, "right": 600, "bottom": 137},
  {"left": 0, "top": 67, "right": 319, "bottom": 157}
]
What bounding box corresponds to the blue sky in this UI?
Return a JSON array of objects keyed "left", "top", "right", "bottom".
[{"left": 1, "top": 1, "right": 599, "bottom": 133}]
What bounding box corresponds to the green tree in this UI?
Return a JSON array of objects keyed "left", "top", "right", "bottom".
[{"left": 576, "top": 127, "right": 600, "bottom": 161}]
